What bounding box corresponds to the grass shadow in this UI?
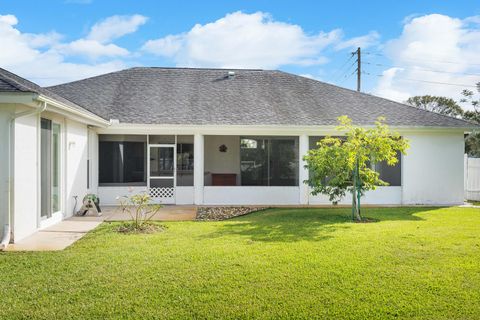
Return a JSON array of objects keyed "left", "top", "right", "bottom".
[{"left": 199, "top": 207, "right": 435, "bottom": 243}]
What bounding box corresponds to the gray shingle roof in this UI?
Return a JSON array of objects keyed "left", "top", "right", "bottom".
[
  {"left": 44, "top": 67, "right": 475, "bottom": 127},
  {"left": 0, "top": 67, "right": 103, "bottom": 119}
]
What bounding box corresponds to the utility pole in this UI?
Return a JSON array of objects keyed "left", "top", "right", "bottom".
[{"left": 355, "top": 47, "right": 361, "bottom": 92}]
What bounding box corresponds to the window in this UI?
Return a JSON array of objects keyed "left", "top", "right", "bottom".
[
  {"left": 41, "top": 118, "right": 61, "bottom": 218},
  {"left": 176, "top": 135, "right": 194, "bottom": 186},
  {"left": 372, "top": 152, "right": 402, "bottom": 186},
  {"left": 99, "top": 135, "right": 147, "bottom": 185},
  {"left": 240, "top": 137, "right": 298, "bottom": 186},
  {"left": 309, "top": 136, "right": 401, "bottom": 186}
]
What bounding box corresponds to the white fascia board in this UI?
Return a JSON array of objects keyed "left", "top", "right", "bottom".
[
  {"left": 37, "top": 95, "right": 109, "bottom": 127},
  {"left": 94, "top": 123, "right": 474, "bottom": 136},
  {"left": 0, "top": 92, "right": 38, "bottom": 105}
]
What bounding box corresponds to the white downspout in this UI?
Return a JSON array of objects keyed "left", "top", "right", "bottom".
[{"left": 0, "top": 101, "right": 46, "bottom": 250}]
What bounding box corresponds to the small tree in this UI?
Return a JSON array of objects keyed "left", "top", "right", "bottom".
[
  {"left": 304, "top": 116, "right": 409, "bottom": 221},
  {"left": 117, "top": 193, "right": 163, "bottom": 231}
]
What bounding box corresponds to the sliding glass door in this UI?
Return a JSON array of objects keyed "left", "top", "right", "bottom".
[{"left": 41, "top": 118, "right": 61, "bottom": 219}]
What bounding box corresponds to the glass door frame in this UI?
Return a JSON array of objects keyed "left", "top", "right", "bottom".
[
  {"left": 40, "top": 118, "right": 63, "bottom": 220},
  {"left": 147, "top": 143, "right": 176, "bottom": 203}
]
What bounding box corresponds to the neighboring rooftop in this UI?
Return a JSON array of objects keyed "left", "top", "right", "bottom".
[{"left": 0, "top": 67, "right": 101, "bottom": 119}]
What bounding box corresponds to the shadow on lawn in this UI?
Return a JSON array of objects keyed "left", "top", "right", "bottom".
[{"left": 200, "top": 207, "right": 435, "bottom": 243}]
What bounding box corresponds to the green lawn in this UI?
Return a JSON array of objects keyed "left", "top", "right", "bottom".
[{"left": 1, "top": 207, "right": 479, "bottom": 319}]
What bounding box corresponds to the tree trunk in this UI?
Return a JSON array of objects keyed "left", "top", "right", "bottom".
[
  {"left": 352, "top": 189, "right": 362, "bottom": 221},
  {"left": 352, "top": 167, "right": 362, "bottom": 222}
]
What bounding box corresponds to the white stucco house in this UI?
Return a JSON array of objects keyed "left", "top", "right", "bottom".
[{"left": 0, "top": 67, "right": 475, "bottom": 247}]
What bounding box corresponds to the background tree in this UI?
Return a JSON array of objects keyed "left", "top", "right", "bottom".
[
  {"left": 406, "top": 95, "right": 464, "bottom": 118},
  {"left": 461, "top": 82, "right": 480, "bottom": 157},
  {"left": 304, "top": 116, "right": 409, "bottom": 221},
  {"left": 406, "top": 83, "right": 480, "bottom": 157},
  {"left": 461, "top": 82, "right": 480, "bottom": 122}
]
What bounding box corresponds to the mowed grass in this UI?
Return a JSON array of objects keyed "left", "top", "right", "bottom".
[{"left": 1, "top": 207, "right": 479, "bottom": 319}]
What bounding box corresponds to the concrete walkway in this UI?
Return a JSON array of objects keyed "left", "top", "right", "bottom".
[
  {"left": 6, "top": 205, "right": 197, "bottom": 252},
  {"left": 6, "top": 218, "right": 103, "bottom": 251}
]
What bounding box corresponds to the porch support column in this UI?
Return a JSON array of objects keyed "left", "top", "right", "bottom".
[
  {"left": 194, "top": 133, "right": 204, "bottom": 205},
  {"left": 299, "top": 134, "right": 309, "bottom": 205}
]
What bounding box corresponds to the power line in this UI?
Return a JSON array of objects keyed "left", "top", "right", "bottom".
[
  {"left": 363, "top": 61, "right": 480, "bottom": 77},
  {"left": 339, "top": 69, "right": 356, "bottom": 85},
  {"left": 332, "top": 60, "right": 357, "bottom": 82},
  {"left": 363, "top": 51, "right": 480, "bottom": 68},
  {"left": 333, "top": 53, "right": 355, "bottom": 75},
  {"left": 331, "top": 53, "right": 356, "bottom": 82},
  {"left": 364, "top": 72, "right": 477, "bottom": 87}
]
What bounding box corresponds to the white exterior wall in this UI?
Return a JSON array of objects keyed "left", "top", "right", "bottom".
[
  {"left": 0, "top": 105, "right": 15, "bottom": 240},
  {"left": 88, "top": 129, "right": 99, "bottom": 195},
  {"left": 65, "top": 119, "right": 89, "bottom": 216},
  {"left": 13, "top": 113, "right": 39, "bottom": 241},
  {"left": 204, "top": 186, "right": 300, "bottom": 205},
  {"left": 402, "top": 132, "right": 464, "bottom": 205},
  {"left": 309, "top": 186, "right": 402, "bottom": 205},
  {"left": 12, "top": 113, "right": 92, "bottom": 241}
]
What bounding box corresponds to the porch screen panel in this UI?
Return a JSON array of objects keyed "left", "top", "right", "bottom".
[
  {"left": 240, "top": 138, "right": 269, "bottom": 186},
  {"left": 240, "top": 137, "right": 298, "bottom": 186},
  {"left": 99, "top": 135, "right": 147, "bottom": 185},
  {"left": 270, "top": 138, "right": 299, "bottom": 186},
  {"left": 177, "top": 135, "right": 194, "bottom": 186}
]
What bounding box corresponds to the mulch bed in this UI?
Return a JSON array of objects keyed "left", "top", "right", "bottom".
[
  {"left": 116, "top": 222, "right": 167, "bottom": 234},
  {"left": 196, "top": 206, "right": 267, "bottom": 221}
]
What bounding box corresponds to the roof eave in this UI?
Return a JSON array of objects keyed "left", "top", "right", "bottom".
[
  {"left": 94, "top": 122, "right": 476, "bottom": 135},
  {"left": 37, "top": 94, "right": 110, "bottom": 127}
]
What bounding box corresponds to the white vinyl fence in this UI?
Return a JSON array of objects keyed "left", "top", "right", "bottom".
[{"left": 465, "top": 155, "right": 480, "bottom": 201}]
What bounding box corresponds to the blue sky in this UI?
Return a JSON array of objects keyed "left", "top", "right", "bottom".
[{"left": 1, "top": 0, "right": 480, "bottom": 103}]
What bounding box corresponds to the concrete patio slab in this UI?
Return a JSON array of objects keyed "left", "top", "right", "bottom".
[
  {"left": 43, "top": 220, "right": 103, "bottom": 233},
  {"left": 6, "top": 231, "right": 86, "bottom": 251},
  {"left": 6, "top": 218, "right": 103, "bottom": 252}
]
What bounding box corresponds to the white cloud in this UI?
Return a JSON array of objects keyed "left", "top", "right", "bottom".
[
  {"left": 53, "top": 14, "right": 148, "bottom": 59},
  {"left": 24, "top": 31, "right": 63, "bottom": 48},
  {"left": 0, "top": 14, "right": 18, "bottom": 25},
  {"left": 142, "top": 11, "right": 343, "bottom": 69},
  {"left": 373, "top": 14, "right": 480, "bottom": 107},
  {"left": 0, "top": 14, "right": 131, "bottom": 85},
  {"left": 87, "top": 14, "right": 148, "bottom": 43},
  {"left": 335, "top": 31, "right": 380, "bottom": 50},
  {"left": 57, "top": 39, "right": 129, "bottom": 58},
  {"left": 299, "top": 73, "right": 324, "bottom": 81}
]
